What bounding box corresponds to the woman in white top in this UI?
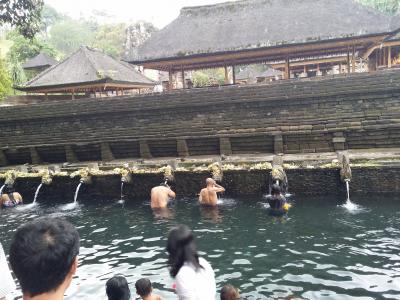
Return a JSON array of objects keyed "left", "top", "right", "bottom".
[
  {"left": 167, "top": 225, "right": 216, "bottom": 300},
  {"left": 0, "top": 242, "right": 16, "bottom": 300}
]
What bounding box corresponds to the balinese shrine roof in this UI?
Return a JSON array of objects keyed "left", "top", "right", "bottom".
[
  {"left": 18, "top": 46, "right": 155, "bottom": 93},
  {"left": 127, "top": 0, "right": 399, "bottom": 68},
  {"left": 22, "top": 52, "right": 58, "bottom": 70}
]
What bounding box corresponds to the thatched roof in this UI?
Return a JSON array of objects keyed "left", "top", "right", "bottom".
[
  {"left": 236, "top": 65, "right": 283, "bottom": 80},
  {"left": 129, "top": 0, "right": 398, "bottom": 64},
  {"left": 19, "top": 46, "right": 155, "bottom": 93},
  {"left": 22, "top": 52, "right": 58, "bottom": 70}
]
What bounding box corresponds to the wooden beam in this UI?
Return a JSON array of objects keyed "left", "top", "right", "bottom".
[
  {"left": 232, "top": 65, "right": 236, "bottom": 84},
  {"left": 352, "top": 45, "right": 356, "bottom": 73},
  {"left": 284, "top": 57, "right": 290, "bottom": 79},
  {"left": 347, "top": 49, "right": 351, "bottom": 74},
  {"left": 181, "top": 67, "right": 185, "bottom": 89},
  {"left": 140, "top": 35, "right": 386, "bottom": 71},
  {"left": 168, "top": 68, "right": 173, "bottom": 91},
  {"left": 388, "top": 46, "right": 392, "bottom": 68},
  {"left": 224, "top": 65, "right": 229, "bottom": 84}
]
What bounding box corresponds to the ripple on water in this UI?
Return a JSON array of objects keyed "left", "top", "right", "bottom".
[{"left": 1, "top": 195, "right": 400, "bottom": 299}]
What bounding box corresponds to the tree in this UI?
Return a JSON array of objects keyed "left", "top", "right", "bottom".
[
  {"left": 40, "top": 4, "right": 62, "bottom": 39},
  {"left": 192, "top": 69, "right": 225, "bottom": 87},
  {"left": 357, "top": 0, "right": 400, "bottom": 14},
  {"left": 6, "top": 30, "right": 57, "bottom": 63},
  {"left": 49, "top": 19, "right": 97, "bottom": 55},
  {"left": 0, "top": 0, "right": 44, "bottom": 39},
  {"left": 92, "top": 23, "right": 126, "bottom": 58},
  {"left": 0, "top": 59, "right": 12, "bottom": 100}
]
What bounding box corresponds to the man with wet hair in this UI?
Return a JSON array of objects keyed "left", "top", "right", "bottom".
[
  {"left": 199, "top": 178, "right": 225, "bottom": 206},
  {"left": 220, "top": 284, "right": 240, "bottom": 300},
  {"left": 106, "top": 276, "right": 131, "bottom": 300},
  {"left": 150, "top": 182, "right": 176, "bottom": 209},
  {"left": 9, "top": 217, "right": 80, "bottom": 300},
  {"left": 135, "top": 278, "right": 164, "bottom": 300}
]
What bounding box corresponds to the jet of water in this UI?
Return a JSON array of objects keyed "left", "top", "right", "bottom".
[
  {"left": 33, "top": 183, "right": 43, "bottom": 203},
  {"left": 120, "top": 181, "right": 124, "bottom": 200},
  {"left": 342, "top": 179, "right": 359, "bottom": 211},
  {"left": 73, "top": 182, "right": 83, "bottom": 203},
  {"left": 0, "top": 184, "right": 5, "bottom": 195}
]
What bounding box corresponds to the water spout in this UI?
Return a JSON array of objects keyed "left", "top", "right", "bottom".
[
  {"left": 33, "top": 183, "right": 43, "bottom": 203},
  {"left": 120, "top": 181, "right": 124, "bottom": 200},
  {"left": 342, "top": 179, "right": 360, "bottom": 211},
  {"left": 0, "top": 184, "right": 5, "bottom": 195},
  {"left": 74, "top": 182, "right": 83, "bottom": 203}
]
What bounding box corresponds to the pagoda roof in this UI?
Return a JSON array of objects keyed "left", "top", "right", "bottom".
[
  {"left": 22, "top": 52, "right": 58, "bottom": 70},
  {"left": 18, "top": 46, "right": 155, "bottom": 93}
]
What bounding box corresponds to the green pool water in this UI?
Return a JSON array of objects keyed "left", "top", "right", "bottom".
[{"left": 1, "top": 194, "right": 400, "bottom": 299}]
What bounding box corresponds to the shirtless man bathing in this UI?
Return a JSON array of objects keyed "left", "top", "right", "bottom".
[
  {"left": 150, "top": 183, "right": 176, "bottom": 209},
  {"left": 199, "top": 178, "right": 225, "bottom": 206}
]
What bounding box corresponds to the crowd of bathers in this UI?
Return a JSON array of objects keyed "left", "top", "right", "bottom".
[
  {"left": 0, "top": 178, "right": 291, "bottom": 299},
  {"left": 1, "top": 177, "right": 290, "bottom": 216},
  {"left": 1, "top": 217, "right": 242, "bottom": 300}
]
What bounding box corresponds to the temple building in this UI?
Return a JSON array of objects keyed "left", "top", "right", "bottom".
[
  {"left": 22, "top": 52, "right": 58, "bottom": 75},
  {"left": 126, "top": 0, "right": 400, "bottom": 89},
  {"left": 17, "top": 46, "right": 155, "bottom": 99}
]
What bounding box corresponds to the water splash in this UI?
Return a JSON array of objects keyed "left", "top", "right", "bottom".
[
  {"left": 341, "top": 180, "right": 360, "bottom": 211},
  {"left": 74, "top": 182, "right": 83, "bottom": 203},
  {"left": 120, "top": 182, "right": 124, "bottom": 200},
  {"left": 33, "top": 183, "right": 43, "bottom": 203},
  {"left": 0, "top": 184, "right": 5, "bottom": 195}
]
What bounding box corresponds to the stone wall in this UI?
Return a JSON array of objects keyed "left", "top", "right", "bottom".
[
  {"left": 5, "top": 166, "right": 400, "bottom": 203},
  {"left": 0, "top": 70, "right": 399, "bottom": 166}
]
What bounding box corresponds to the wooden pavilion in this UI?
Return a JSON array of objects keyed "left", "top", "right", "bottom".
[
  {"left": 17, "top": 46, "right": 156, "bottom": 99},
  {"left": 126, "top": 0, "right": 400, "bottom": 89},
  {"left": 22, "top": 52, "right": 58, "bottom": 73}
]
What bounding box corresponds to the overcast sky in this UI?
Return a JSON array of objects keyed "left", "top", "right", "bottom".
[{"left": 44, "top": 0, "right": 234, "bottom": 28}]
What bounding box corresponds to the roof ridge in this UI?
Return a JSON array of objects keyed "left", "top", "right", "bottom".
[
  {"left": 24, "top": 48, "right": 82, "bottom": 87},
  {"left": 80, "top": 46, "right": 103, "bottom": 78}
]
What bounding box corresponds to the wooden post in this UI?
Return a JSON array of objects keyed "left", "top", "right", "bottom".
[
  {"left": 383, "top": 47, "right": 387, "bottom": 67},
  {"left": 375, "top": 49, "right": 379, "bottom": 69},
  {"left": 232, "top": 65, "right": 236, "bottom": 84},
  {"left": 284, "top": 57, "right": 290, "bottom": 80},
  {"left": 168, "top": 68, "right": 173, "bottom": 91},
  {"left": 352, "top": 45, "right": 356, "bottom": 73},
  {"left": 181, "top": 67, "right": 185, "bottom": 89},
  {"left": 339, "top": 63, "right": 342, "bottom": 74},
  {"left": 72, "top": 90, "right": 75, "bottom": 100},
  {"left": 224, "top": 65, "right": 229, "bottom": 84},
  {"left": 388, "top": 46, "right": 392, "bottom": 68},
  {"left": 347, "top": 49, "right": 351, "bottom": 74}
]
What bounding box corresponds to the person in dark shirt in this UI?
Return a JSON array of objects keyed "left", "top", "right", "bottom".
[{"left": 266, "top": 184, "right": 287, "bottom": 216}]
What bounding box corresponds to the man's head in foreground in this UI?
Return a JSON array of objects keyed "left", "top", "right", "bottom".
[{"left": 9, "top": 217, "right": 80, "bottom": 299}]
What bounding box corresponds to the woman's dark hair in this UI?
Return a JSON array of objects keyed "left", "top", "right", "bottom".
[
  {"left": 5, "top": 184, "right": 15, "bottom": 194},
  {"left": 167, "top": 224, "right": 202, "bottom": 277},
  {"left": 106, "top": 276, "right": 131, "bottom": 300},
  {"left": 271, "top": 184, "right": 281, "bottom": 196}
]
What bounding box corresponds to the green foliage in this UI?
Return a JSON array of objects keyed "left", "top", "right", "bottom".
[
  {"left": 192, "top": 69, "right": 226, "bottom": 87},
  {"left": 49, "top": 19, "right": 98, "bottom": 55},
  {"left": 40, "top": 4, "right": 62, "bottom": 37},
  {"left": 0, "top": 59, "right": 12, "bottom": 100},
  {"left": 0, "top": 0, "right": 44, "bottom": 39},
  {"left": 92, "top": 23, "right": 126, "bottom": 58},
  {"left": 6, "top": 30, "right": 57, "bottom": 63},
  {"left": 357, "top": 0, "right": 400, "bottom": 14}
]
